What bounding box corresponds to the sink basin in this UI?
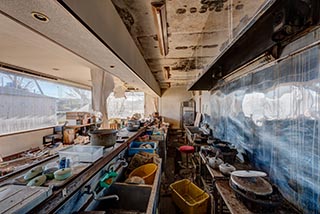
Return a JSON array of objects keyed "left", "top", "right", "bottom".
[{"left": 95, "top": 182, "right": 152, "bottom": 214}]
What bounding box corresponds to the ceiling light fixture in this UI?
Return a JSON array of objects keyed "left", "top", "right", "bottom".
[
  {"left": 31, "top": 12, "right": 49, "bottom": 23},
  {"left": 151, "top": 1, "right": 168, "bottom": 56}
]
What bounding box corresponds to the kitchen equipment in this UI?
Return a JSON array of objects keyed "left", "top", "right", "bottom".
[
  {"left": 207, "top": 152, "right": 223, "bottom": 169},
  {"left": 231, "top": 170, "right": 267, "bottom": 177},
  {"left": 54, "top": 168, "right": 72, "bottom": 180},
  {"left": 230, "top": 175, "right": 273, "bottom": 196},
  {"left": 219, "top": 163, "right": 236, "bottom": 176},
  {"left": 89, "top": 129, "right": 117, "bottom": 147},
  {"left": 27, "top": 175, "right": 47, "bottom": 186},
  {"left": 126, "top": 120, "right": 140, "bottom": 132},
  {"left": 24, "top": 166, "right": 43, "bottom": 180},
  {"left": 59, "top": 145, "right": 103, "bottom": 163},
  {"left": 229, "top": 175, "right": 281, "bottom": 212},
  {"left": 43, "top": 167, "right": 59, "bottom": 180}
]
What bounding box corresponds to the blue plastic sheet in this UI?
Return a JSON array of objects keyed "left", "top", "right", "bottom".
[{"left": 209, "top": 45, "right": 320, "bottom": 213}]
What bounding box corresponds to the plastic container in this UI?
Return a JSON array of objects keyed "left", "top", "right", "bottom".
[
  {"left": 150, "top": 134, "right": 164, "bottom": 141},
  {"left": 128, "top": 141, "right": 158, "bottom": 156},
  {"left": 128, "top": 163, "right": 157, "bottom": 185},
  {"left": 58, "top": 145, "right": 103, "bottom": 163},
  {"left": 170, "top": 179, "right": 209, "bottom": 214}
]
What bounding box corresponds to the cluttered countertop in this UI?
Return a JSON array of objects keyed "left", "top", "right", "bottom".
[
  {"left": 199, "top": 140, "right": 301, "bottom": 214},
  {"left": 0, "top": 122, "right": 160, "bottom": 213}
]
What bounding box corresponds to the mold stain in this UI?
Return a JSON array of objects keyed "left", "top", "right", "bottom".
[
  {"left": 199, "top": 6, "right": 207, "bottom": 13},
  {"left": 175, "top": 46, "right": 188, "bottom": 50},
  {"left": 153, "top": 35, "right": 158, "bottom": 41},
  {"left": 203, "top": 44, "right": 219, "bottom": 48},
  {"left": 171, "top": 59, "right": 204, "bottom": 71},
  {"left": 190, "top": 7, "right": 197, "bottom": 13},
  {"left": 176, "top": 8, "right": 187, "bottom": 14},
  {"left": 235, "top": 4, "right": 244, "bottom": 10},
  {"left": 114, "top": 5, "right": 134, "bottom": 31},
  {"left": 200, "top": 0, "right": 226, "bottom": 13}
]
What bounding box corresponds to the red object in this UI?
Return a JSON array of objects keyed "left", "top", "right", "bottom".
[{"left": 179, "top": 145, "right": 195, "bottom": 154}]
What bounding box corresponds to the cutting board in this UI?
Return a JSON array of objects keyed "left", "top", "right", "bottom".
[{"left": 0, "top": 184, "right": 52, "bottom": 214}]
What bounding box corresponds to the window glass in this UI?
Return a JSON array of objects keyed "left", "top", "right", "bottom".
[
  {"left": 107, "top": 92, "right": 144, "bottom": 119},
  {"left": 0, "top": 69, "right": 91, "bottom": 135}
]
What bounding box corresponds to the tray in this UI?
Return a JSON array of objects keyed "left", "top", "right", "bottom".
[
  {"left": 128, "top": 141, "right": 158, "bottom": 156},
  {"left": 58, "top": 145, "right": 103, "bottom": 162}
]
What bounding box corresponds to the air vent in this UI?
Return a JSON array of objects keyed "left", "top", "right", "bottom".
[{"left": 0, "top": 63, "right": 58, "bottom": 81}]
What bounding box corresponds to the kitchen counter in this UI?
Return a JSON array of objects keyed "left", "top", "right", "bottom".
[
  {"left": 199, "top": 151, "right": 301, "bottom": 214},
  {"left": 0, "top": 126, "right": 149, "bottom": 214}
]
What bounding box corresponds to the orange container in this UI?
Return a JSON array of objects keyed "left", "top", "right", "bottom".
[{"left": 128, "top": 163, "right": 157, "bottom": 185}]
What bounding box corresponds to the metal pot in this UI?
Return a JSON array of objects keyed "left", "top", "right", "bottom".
[
  {"left": 126, "top": 120, "right": 140, "bottom": 132},
  {"left": 89, "top": 129, "right": 117, "bottom": 147}
]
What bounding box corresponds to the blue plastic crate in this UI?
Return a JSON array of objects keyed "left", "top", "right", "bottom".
[{"left": 128, "top": 141, "right": 158, "bottom": 156}]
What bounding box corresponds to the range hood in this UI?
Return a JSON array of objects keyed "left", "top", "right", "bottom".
[{"left": 189, "top": 0, "right": 320, "bottom": 91}]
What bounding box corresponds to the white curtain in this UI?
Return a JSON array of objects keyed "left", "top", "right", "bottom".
[{"left": 90, "top": 69, "right": 114, "bottom": 128}]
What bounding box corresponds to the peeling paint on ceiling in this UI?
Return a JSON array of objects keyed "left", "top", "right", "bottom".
[{"left": 111, "top": 0, "right": 267, "bottom": 89}]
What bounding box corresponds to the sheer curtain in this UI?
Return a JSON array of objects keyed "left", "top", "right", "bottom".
[{"left": 90, "top": 68, "right": 114, "bottom": 128}]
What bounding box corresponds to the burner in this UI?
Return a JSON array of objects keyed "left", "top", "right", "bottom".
[{"left": 229, "top": 177, "right": 282, "bottom": 213}]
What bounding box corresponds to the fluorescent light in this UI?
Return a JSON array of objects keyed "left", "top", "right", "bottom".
[{"left": 151, "top": 1, "right": 168, "bottom": 56}]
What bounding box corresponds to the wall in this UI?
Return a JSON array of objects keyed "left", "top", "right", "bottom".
[
  {"left": 203, "top": 29, "right": 320, "bottom": 213},
  {"left": 0, "top": 128, "right": 52, "bottom": 158},
  {"left": 160, "top": 87, "right": 192, "bottom": 128}
]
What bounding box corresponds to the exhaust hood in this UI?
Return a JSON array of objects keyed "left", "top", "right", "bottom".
[{"left": 189, "top": 0, "right": 320, "bottom": 91}]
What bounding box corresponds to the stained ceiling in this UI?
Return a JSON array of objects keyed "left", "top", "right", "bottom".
[
  {"left": 0, "top": 0, "right": 268, "bottom": 96},
  {"left": 111, "top": 0, "right": 267, "bottom": 90}
]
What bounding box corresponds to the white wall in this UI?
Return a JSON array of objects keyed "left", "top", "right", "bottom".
[
  {"left": 0, "top": 128, "right": 52, "bottom": 158},
  {"left": 160, "top": 87, "right": 192, "bottom": 128}
]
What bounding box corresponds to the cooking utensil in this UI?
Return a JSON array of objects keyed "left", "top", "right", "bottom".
[
  {"left": 89, "top": 129, "right": 117, "bottom": 147},
  {"left": 219, "top": 163, "right": 236, "bottom": 176},
  {"left": 27, "top": 175, "right": 47, "bottom": 187},
  {"left": 229, "top": 179, "right": 282, "bottom": 212},
  {"left": 207, "top": 152, "right": 224, "bottom": 169},
  {"left": 54, "top": 168, "right": 72, "bottom": 180},
  {"left": 24, "top": 166, "right": 43, "bottom": 180},
  {"left": 231, "top": 175, "right": 273, "bottom": 196}
]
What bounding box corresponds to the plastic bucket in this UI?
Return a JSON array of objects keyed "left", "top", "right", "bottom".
[{"left": 128, "top": 163, "right": 157, "bottom": 185}]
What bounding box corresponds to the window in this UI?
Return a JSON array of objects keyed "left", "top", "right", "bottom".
[
  {"left": 0, "top": 69, "right": 91, "bottom": 135},
  {"left": 107, "top": 92, "right": 144, "bottom": 118}
]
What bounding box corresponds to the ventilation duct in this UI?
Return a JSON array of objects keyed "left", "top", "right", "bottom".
[{"left": 189, "top": 0, "right": 320, "bottom": 91}]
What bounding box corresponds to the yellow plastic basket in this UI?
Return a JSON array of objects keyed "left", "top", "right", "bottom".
[{"left": 170, "top": 179, "right": 209, "bottom": 214}]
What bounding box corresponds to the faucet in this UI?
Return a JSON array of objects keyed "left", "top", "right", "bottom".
[
  {"left": 107, "top": 158, "right": 128, "bottom": 172},
  {"left": 83, "top": 185, "right": 119, "bottom": 201},
  {"left": 95, "top": 194, "right": 119, "bottom": 201}
]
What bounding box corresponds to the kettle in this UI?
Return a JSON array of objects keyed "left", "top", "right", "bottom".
[
  {"left": 219, "top": 163, "right": 236, "bottom": 176},
  {"left": 207, "top": 151, "right": 223, "bottom": 169}
]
